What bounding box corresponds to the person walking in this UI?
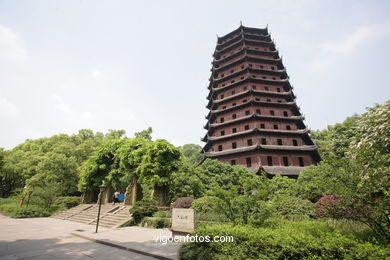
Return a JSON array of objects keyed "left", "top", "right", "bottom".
[{"left": 112, "top": 191, "right": 120, "bottom": 205}]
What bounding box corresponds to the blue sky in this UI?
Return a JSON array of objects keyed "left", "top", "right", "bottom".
[{"left": 0, "top": 0, "right": 389, "bottom": 149}]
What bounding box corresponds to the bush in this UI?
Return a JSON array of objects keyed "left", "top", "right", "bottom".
[
  {"left": 54, "top": 196, "right": 81, "bottom": 209},
  {"left": 129, "top": 199, "right": 158, "bottom": 225},
  {"left": 179, "top": 221, "right": 386, "bottom": 259},
  {"left": 271, "top": 195, "right": 315, "bottom": 220},
  {"left": 171, "top": 197, "right": 194, "bottom": 208},
  {"left": 191, "top": 196, "right": 218, "bottom": 213},
  {"left": 140, "top": 217, "right": 171, "bottom": 228},
  {"left": 152, "top": 210, "right": 171, "bottom": 218},
  {"left": 0, "top": 204, "right": 51, "bottom": 218}
]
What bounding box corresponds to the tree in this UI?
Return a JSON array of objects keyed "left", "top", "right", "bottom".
[
  {"left": 134, "top": 127, "right": 153, "bottom": 141},
  {"left": 179, "top": 144, "right": 204, "bottom": 165},
  {"left": 137, "top": 139, "right": 181, "bottom": 206}
]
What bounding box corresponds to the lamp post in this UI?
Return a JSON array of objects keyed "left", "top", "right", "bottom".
[
  {"left": 19, "top": 186, "right": 27, "bottom": 208},
  {"left": 26, "top": 190, "right": 33, "bottom": 207},
  {"left": 95, "top": 184, "right": 106, "bottom": 233}
]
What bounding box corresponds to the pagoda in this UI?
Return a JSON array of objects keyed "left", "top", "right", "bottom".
[{"left": 201, "top": 25, "right": 320, "bottom": 177}]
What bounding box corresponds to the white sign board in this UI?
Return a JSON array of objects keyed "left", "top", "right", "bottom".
[{"left": 171, "top": 208, "right": 195, "bottom": 233}]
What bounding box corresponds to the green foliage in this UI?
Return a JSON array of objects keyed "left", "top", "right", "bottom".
[
  {"left": 191, "top": 196, "right": 218, "bottom": 214},
  {"left": 140, "top": 217, "right": 171, "bottom": 228},
  {"left": 270, "top": 195, "right": 315, "bottom": 220},
  {"left": 134, "top": 127, "right": 153, "bottom": 141},
  {"left": 0, "top": 196, "right": 53, "bottom": 218},
  {"left": 267, "top": 174, "right": 298, "bottom": 199},
  {"left": 179, "top": 144, "right": 204, "bottom": 165},
  {"left": 129, "top": 199, "right": 158, "bottom": 225},
  {"left": 179, "top": 221, "right": 386, "bottom": 259},
  {"left": 54, "top": 196, "right": 81, "bottom": 209},
  {"left": 170, "top": 161, "right": 204, "bottom": 201}
]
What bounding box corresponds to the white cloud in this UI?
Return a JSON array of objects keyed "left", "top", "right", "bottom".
[
  {"left": 320, "top": 25, "right": 387, "bottom": 54},
  {"left": 0, "top": 25, "right": 27, "bottom": 61}
]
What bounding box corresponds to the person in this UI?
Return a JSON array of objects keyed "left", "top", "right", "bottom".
[{"left": 112, "top": 191, "right": 120, "bottom": 205}]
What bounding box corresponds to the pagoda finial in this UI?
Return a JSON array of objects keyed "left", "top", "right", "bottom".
[{"left": 240, "top": 20, "right": 243, "bottom": 26}]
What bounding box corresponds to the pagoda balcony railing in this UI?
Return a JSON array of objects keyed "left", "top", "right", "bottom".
[
  {"left": 214, "top": 37, "right": 274, "bottom": 55},
  {"left": 202, "top": 128, "right": 309, "bottom": 142},
  {"left": 210, "top": 66, "right": 285, "bottom": 83},
  {"left": 204, "top": 144, "right": 317, "bottom": 157},
  {"left": 212, "top": 53, "right": 281, "bottom": 73},
  {"left": 207, "top": 89, "right": 293, "bottom": 109},
  {"left": 204, "top": 113, "right": 305, "bottom": 130},
  {"left": 209, "top": 76, "right": 291, "bottom": 93},
  {"left": 214, "top": 47, "right": 278, "bottom": 64},
  {"left": 207, "top": 99, "right": 298, "bottom": 119}
]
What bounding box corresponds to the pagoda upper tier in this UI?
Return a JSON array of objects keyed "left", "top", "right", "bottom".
[{"left": 201, "top": 25, "right": 320, "bottom": 177}]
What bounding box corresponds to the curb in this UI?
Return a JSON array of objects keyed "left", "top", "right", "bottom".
[{"left": 71, "top": 232, "right": 176, "bottom": 260}]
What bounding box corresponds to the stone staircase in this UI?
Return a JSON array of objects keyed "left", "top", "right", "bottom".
[{"left": 51, "top": 204, "right": 132, "bottom": 228}]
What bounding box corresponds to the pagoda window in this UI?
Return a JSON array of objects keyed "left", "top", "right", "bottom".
[
  {"left": 232, "top": 142, "right": 237, "bottom": 149},
  {"left": 222, "top": 84, "right": 226, "bottom": 87},
  {"left": 232, "top": 103, "right": 236, "bottom": 106},
  {"left": 252, "top": 85, "right": 256, "bottom": 89},
  {"left": 270, "top": 110, "right": 275, "bottom": 115},
  {"left": 222, "top": 106, "right": 226, "bottom": 109},
  {"left": 286, "top": 125, "right": 291, "bottom": 130},
  {"left": 283, "top": 111, "right": 288, "bottom": 117},
  {"left": 218, "top": 145, "right": 223, "bottom": 151},
  {"left": 283, "top": 157, "right": 289, "bottom": 166},
  {"left": 261, "top": 138, "right": 267, "bottom": 145},
  {"left": 241, "top": 65, "right": 245, "bottom": 69},
  {"left": 249, "top": 64, "right": 253, "bottom": 67},
  {"left": 252, "top": 75, "right": 256, "bottom": 78},
  {"left": 260, "top": 123, "right": 265, "bottom": 128},
  {"left": 231, "top": 80, "right": 235, "bottom": 83},
  {"left": 241, "top": 76, "right": 244, "bottom": 80},
  {"left": 256, "top": 109, "right": 261, "bottom": 114},
  {"left": 232, "top": 114, "right": 237, "bottom": 119},
  {"left": 262, "top": 76, "right": 266, "bottom": 79},
  {"left": 298, "top": 157, "right": 304, "bottom": 167},
  {"left": 221, "top": 74, "right": 225, "bottom": 78},
  {"left": 293, "top": 139, "right": 298, "bottom": 146},
  {"left": 267, "top": 99, "right": 271, "bottom": 102},
  {"left": 246, "top": 157, "right": 252, "bottom": 167},
  {"left": 265, "top": 86, "right": 269, "bottom": 91},
  {"left": 271, "top": 66, "right": 275, "bottom": 70},
  {"left": 230, "top": 69, "right": 234, "bottom": 74},
  {"left": 247, "top": 139, "right": 253, "bottom": 146},
  {"left": 220, "top": 94, "right": 224, "bottom": 99},
  {"left": 243, "top": 86, "right": 247, "bottom": 90},
  {"left": 221, "top": 131, "right": 225, "bottom": 136},
  {"left": 232, "top": 128, "right": 237, "bottom": 133},
  {"left": 278, "top": 100, "right": 282, "bottom": 103},
  {"left": 243, "top": 99, "right": 247, "bottom": 103},
  {"left": 220, "top": 117, "right": 224, "bottom": 123},
  {"left": 255, "top": 98, "right": 260, "bottom": 101},
  {"left": 260, "top": 65, "right": 264, "bottom": 69},
  {"left": 244, "top": 125, "right": 249, "bottom": 130},
  {"left": 277, "top": 88, "right": 281, "bottom": 92},
  {"left": 245, "top": 110, "right": 250, "bottom": 115},
  {"left": 231, "top": 160, "right": 236, "bottom": 165},
  {"left": 273, "top": 124, "right": 279, "bottom": 129},
  {"left": 272, "top": 77, "right": 276, "bottom": 80},
  {"left": 231, "top": 90, "right": 236, "bottom": 95},
  {"left": 277, "top": 139, "right": 283, "bottom": 145},
  {"left": 267, "top": 156, "right": 273, "bottom": 166}
]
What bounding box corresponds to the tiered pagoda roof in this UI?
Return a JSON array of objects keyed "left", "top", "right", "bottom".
[{"left": 201, "top": 25, "right": 320, "bottom": 177}]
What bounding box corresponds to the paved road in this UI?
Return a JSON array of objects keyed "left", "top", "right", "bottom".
[{"left": 0, "top": 215, "right": 156, "bottom": 260}]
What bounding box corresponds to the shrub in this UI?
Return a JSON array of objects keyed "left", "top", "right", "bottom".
[
  {"left": 191, "top": 196, "right": 218, "bottom": 213},
  {"left": 141, "top": 217, "right": 171, "bottom": 229},
  {"left": 271, "top": 195, "right": 315, "bottom": 220},
  {"left": 54, "top": 196, "right": 81, "bottom": 209},
  {"left": 171, "top": 197, "right": 194, "bottom": 208},
  {"left": 152, "top": 210, "right": 171, "bottom": 218},
  {"left": 0, "top": 204, "right": 51, "bottom": 218},
  {"left": 129, "top": 199, "right": 158, "bottom": 225},
  {"left": 179, "top": 221, "right": 386, "bottom": 259}
]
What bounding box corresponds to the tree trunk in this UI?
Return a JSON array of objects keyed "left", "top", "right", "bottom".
[
  {"left": 124, "top": 175, "right": 143, "bottom": 205},
  {"left": 152, "top": 185, "right": 169, "bottom": 206}
]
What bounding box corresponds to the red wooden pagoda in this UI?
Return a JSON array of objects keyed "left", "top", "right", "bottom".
[{"left": 202, "top": 25, "right": 320, "bottom": 177}]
